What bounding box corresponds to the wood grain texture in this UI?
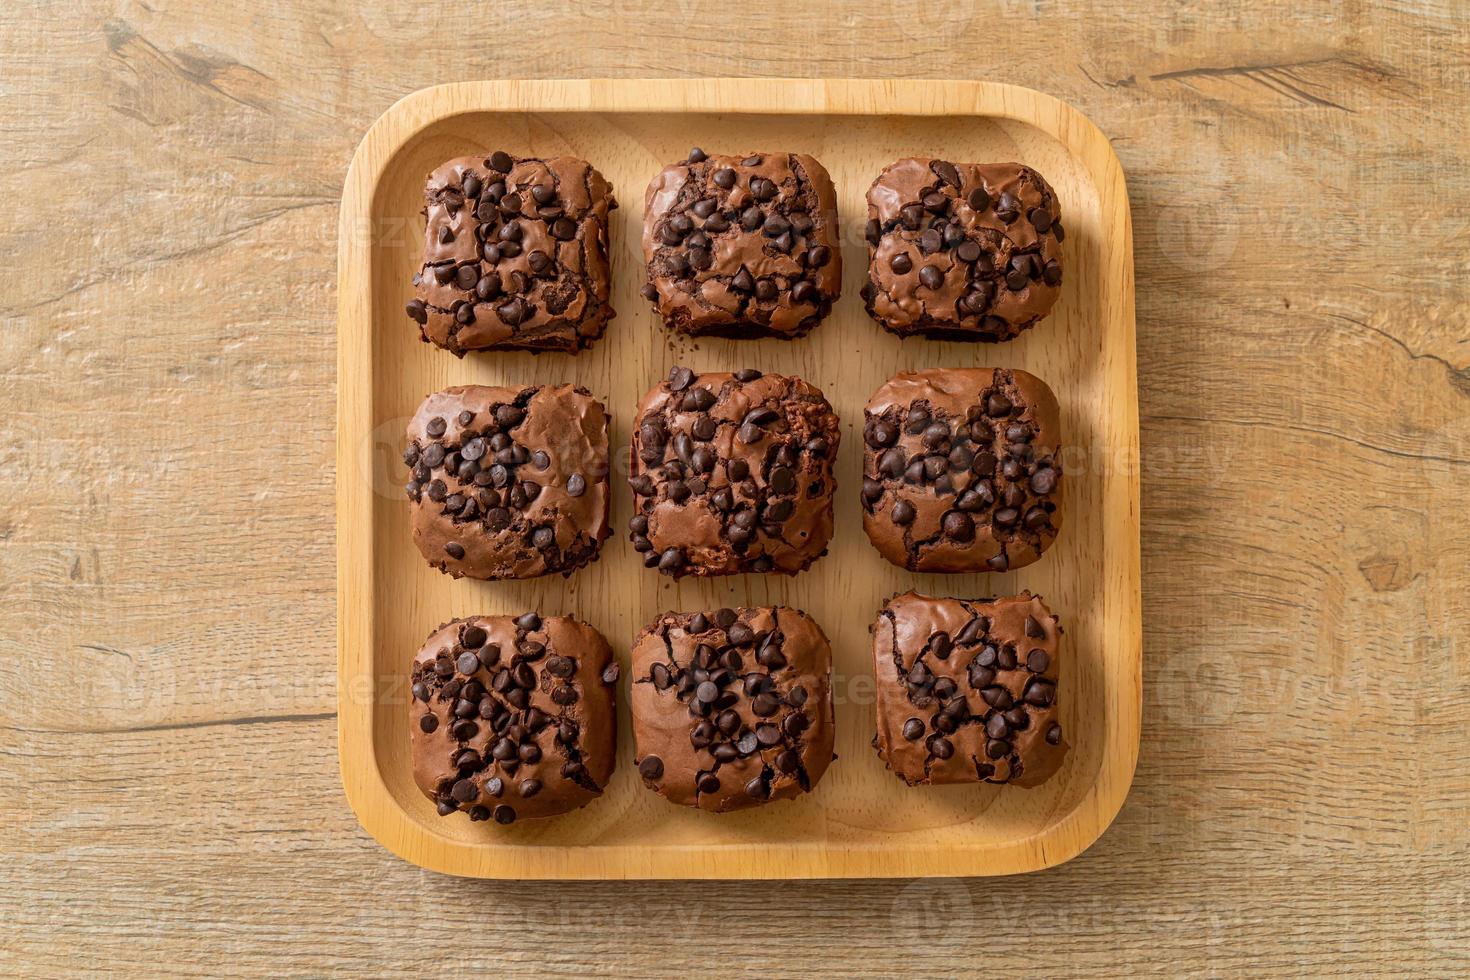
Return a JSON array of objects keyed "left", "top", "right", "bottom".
[
  {"left": 337, "top": 79, "right": 1139, "bottom": 879},
  {"left": 2, "top": 0, "right": 1467, "bottom": 974}
]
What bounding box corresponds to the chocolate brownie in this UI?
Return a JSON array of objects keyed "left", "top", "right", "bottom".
[
  {"left": 628, "top": 367, "right": 840, "bottom": 577},
  {"left": 861, "top": 159, "right": 1064, "bottom": 341},
  {"left": 862, "top": 369, "right": 1062, "bottom": 573},
  {"left": 639, "top": 148, "right": 841, "bottom": 338},
  {"left": 410, "top": 615, "right": 618, "bottom": 823},
  {"left": 630, "top": 606, "right": 835, "bottom": 812},
  {"left": 404, "top": 384, "right": 610, "bottom": 580},
  {"left": 872, "top": 591, "right": 1066, "bottom": 787},
  {"left": 405, "top": 153, "right": 616, "bottom": 354}
]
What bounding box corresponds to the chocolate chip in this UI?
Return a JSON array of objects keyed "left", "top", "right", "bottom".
[
  {"left": 919, "top": 265, "right": 943, "bottom": 290},
  {"left": 981, "top": 686, "right": 1013, "bottom": 709},
  {"left": 405, "top": 299, "right": 428, "bottom": 323},
  {"left": 942, "top": 511, "right": 975, "bottom": 542},
  {"left": 1046, "top": 722, "right": 1063, "bottom": 745},
  {"left": 682, "top": 387, "right": 717, "bottom": 412},
  {"left": 928, "top": 735, "right": 954, "bottom": 759},
  {"left": 496, "top": 296, "right": 531, "bottom": 325},
  {"left": 892, "top": 500, "right": 916, "bottom": 525},
  {"left": 1028, "top": 207, "right": 1053, "bottom": 233},
  {"left": 890, "top": 253, "right": 913, "bottom": 275},
  {"left": 931, "top": 160, "right": 961, "bottom": 187},
  {"left": 419, "top": 713, "right": 438, "bottom": 733},
  {"left": 444, "top": 542, "right": 465, "bottom": 560},
  {"left": 902, "top": 718, "right": 925, "bottom": 741},
  {"left": 492, "top": 804, "right": 516, "bottom": 824},
  {"left": 488, "top": 151, "right": 514, "bottom": 173},
  {"left": 566, "top": 473, "right": 586, "bottom": 497},
  {"left": 1025, "top": 680, "right": 1056, "bottom": 706}
]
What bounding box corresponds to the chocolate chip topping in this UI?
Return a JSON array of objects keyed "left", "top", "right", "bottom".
[
  {"left": 405, "top": 385, "right": 610, "bottom": 580},
  {"left": 630, "top": 606, "right": 835, "bottom": 812},
  {"left": 861, "top": 159, "right": 1063, "bottom": 341},
  {"left": 409, "top": 615, "right": 619, "bottom": 822},
  {"left": 872, "top": 592, "right": 1066, "bottom": 787},
  {"left": 628, "top": 369, "right": 840, "bottom": 577},
  {"left": 641, "top": 151, "right": 842, "bottom": 339},
  {"left": 861, "top": 369, "right": 1062, "bottom": 574},
  {"left": 409, "top": 154, "right": 617, "bottom": 355}
]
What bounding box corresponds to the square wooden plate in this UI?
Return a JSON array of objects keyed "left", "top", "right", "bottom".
[{"left": 337, "top": 79, "right": 1139, "bottom": 878}]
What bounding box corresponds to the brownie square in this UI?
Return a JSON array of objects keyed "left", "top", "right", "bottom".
[
  {"left": 405, "top": 152, "right": 616, "bottom": 354},
  {"left": 628, "top": 367, "right": 840, "bottom": 577},
  {"left": 630, "top": 606, "right": 835, "bottom": 812},
  {"left": 861, "top": 368, "right": 1062, "bottom": 573},
  {"left": 403, "top": 384, "right": 610, "bottom": 580},
  {"left": 861, "top": 159, "right": 1064, "bottom": 341},
  {"left": 410, "top": 614, "right": 618, "bottom": 823},
  {"left": 640, "top": 148, "right": 841, "bottom": 338},
  {"left": 872, "top": 591, "right": 1067, "bottom": 787}
]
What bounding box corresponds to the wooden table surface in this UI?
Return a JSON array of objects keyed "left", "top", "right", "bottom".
[{"left": 3, "top": 2, "right": 1466, "bottom": 975}]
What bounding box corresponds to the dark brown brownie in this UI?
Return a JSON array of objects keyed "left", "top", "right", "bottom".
[
  {"left": 872, "top": 592, "right": 1066, "bottom": 787},
  {"left": 410, "top": 615, "right": 618, "bottom": 823},
  {"left": 404, "top": 384, "right": 610, "bottom": 580},
  {"left": 861, "top": 159, "right": 1063, "bottom": 341},
  {"left": 630, "top": 606, "right": 835, "bottom": 812},
  {"left": 628, "top": 367, "right": 840, "bottom": 577},
  {"left": 862, "top": 368, "right": 1062, "bottom": 573},
  {"left": 639, "top": 148, "right": 841, "bottom": 338},
  {"left": 405, "top": 153, "right": 616, "bottom": 354}
]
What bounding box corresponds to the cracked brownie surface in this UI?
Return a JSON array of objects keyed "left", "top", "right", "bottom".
[
  {"left": 630, "top": 606, "right": 835, "bottom": 812},
  {"left": 640, "top": 148, "right": 841, "bottom": 338},
  {"left": 406, "top": 153, "right": 616, "bottom": 354},
  {"left": 404, "top": 384, "right": 610, "bottom": 580},
  {"left": 410, "top": 614, "right": 618, "bottom": 823},
  {"left": 872, "top": 591, "right": 1066, "bottom": 788},
  {"left": 628, "top": 367, "right": 840, "bottom": 577},
  {"left": 861, "top": 159, "right": 1063, "bottom": 341},
  {"left": 862, "top": 368, "right": 1062, "bottom": 573}
]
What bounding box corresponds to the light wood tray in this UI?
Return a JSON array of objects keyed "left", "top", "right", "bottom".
[{"left": 337, "top": 79, "right": 1139, "bottom": 879}]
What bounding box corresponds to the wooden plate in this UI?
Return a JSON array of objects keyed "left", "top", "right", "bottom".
[{"left": 337, "top": 79, "right": 1139, "bottom": 879}]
